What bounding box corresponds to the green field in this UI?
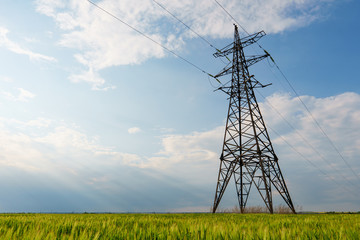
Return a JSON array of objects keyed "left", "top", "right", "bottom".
[{"left": 0, "top": 213, "right": 359, "bottom": 239}]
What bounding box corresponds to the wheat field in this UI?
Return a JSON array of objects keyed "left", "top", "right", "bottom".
[{"left": 0, "top": 213, "right": 359, "bottom": 239}]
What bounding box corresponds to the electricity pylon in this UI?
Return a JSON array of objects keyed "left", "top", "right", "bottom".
[{"left": 212, "top": 25, "right": 296, "bottom": 214}]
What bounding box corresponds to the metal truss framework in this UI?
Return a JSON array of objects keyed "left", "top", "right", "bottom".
[{"left": 212, "top": 25, "right": 296, "bottom": 214}]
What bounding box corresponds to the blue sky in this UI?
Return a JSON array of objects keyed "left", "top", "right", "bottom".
[{"left": 0, "top": 0, "right": 359, "bottom": 213}]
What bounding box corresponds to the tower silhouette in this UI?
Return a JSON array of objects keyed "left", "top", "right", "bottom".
[{"left": 212, "top": 25, "right": 295, "bottom": 214}]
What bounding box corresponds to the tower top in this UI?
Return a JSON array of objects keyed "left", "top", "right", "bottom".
[{"left": 213, "top": 25, "right": 271, "bottom": 95}]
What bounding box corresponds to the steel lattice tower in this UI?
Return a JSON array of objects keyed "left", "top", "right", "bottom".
[{"left": 212, "top": 25, "right": 296, "bottom": 214}]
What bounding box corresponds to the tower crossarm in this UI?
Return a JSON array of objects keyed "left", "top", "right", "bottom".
[
  {"left": 240, "top": 31, "right": 266, "bottom": 48},
  {"left": 213, "top": 42, "right": 233, "bottom": 58},
  {"left": 214, "top": 53, "right": 269, "bottom": 78},
  {"left": 213, "top": 31, "right": 266, "bottom": 58},
  {"left": 245, "top": 54, "right": 270, "bottom": 67},
  {"left": 213, "top": 66, "right": 233, "bottom": 78}
]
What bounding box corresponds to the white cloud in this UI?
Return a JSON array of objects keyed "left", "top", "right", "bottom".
[
  {"left": 119, "top": 92, "right": 360, "bottom": 176},
  {"left": 2, "top": 88, "right": 36, "bottom": 102},
  {"left": 25, "top": 118, "right": 52, "bottom": 128},
  {"left": 120, "top": 127, "right": 223, "bottom": 187},
  {"left": 0, "top": 91, "right": 358, "bottom": 211},
  {"left": 0, "top": 75, "right": 14, "bottom": 82},
  {"left": 128, "top": 127, "right": 141, "bottom": 134},
  {"left": 149, "top": 127, "right": 222, "bottom": 168},
  {"left": 68, "top": 67, "right": 115, "bottom": 90},
  {"left": 0, "top": 26, "right": 56, "bottom": 62},
  {"left": 260, "top": 92, "right": 360, "bottom": 165},
  {"left": 34, "top": 0, "right": 334, "bottom": 89},
  {"left": 0, "top": 117, "right": 145, "bottom": 173},
  {"left": 121, "top": 92, "right": 360, "bottom": 199}
]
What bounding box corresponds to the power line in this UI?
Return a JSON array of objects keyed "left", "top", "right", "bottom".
[
  {"left": 213, "top": 0, "right": 249, "bottom": 36},
  {"left": 151, "top": 0, "right": 215, "bottom": 51},
  {"left": 275, "top": 66, "right": 360, "bottom": 182},
  {"left": 213, "top": 0, "right": 360, "bottom": 182},
  {"left": 87, "top": 0, "right": 218, "bottom": 82},
  {"left": 267, "top": 124, "right": 360, "bottom": 199},
  {"left": 151, "top": 0, "right": 231, "bottom": 65},
  {"left": 256, "top": 89, "right": 360, "bottom": 190}
]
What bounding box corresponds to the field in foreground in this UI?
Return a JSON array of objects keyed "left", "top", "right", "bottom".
[{"left": 0, "top": 213, "right": 359, "bottom": 239}]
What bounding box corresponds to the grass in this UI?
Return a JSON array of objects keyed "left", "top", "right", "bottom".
[{"left": 0, "top": 213, "right": 359, "bottom": 239}]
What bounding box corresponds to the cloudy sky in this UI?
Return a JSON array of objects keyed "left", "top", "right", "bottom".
[{"left": 0, "top": 0, "right": 359, "bottom": 213}]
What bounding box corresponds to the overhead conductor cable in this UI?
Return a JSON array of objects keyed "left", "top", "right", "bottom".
[
  {"left": 213, "top": 0, "right": 360, "bottom": 182},
  {"left": 87, "top": 0, "right": 222, "bottom": 84}
]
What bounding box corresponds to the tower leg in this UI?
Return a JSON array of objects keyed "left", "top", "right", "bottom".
[
  {"left": 268, "top": 160, "right": 296, "bottom": 213},
  {"left": 213, "top": 158, "right": 236, "bottom": 213}
]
